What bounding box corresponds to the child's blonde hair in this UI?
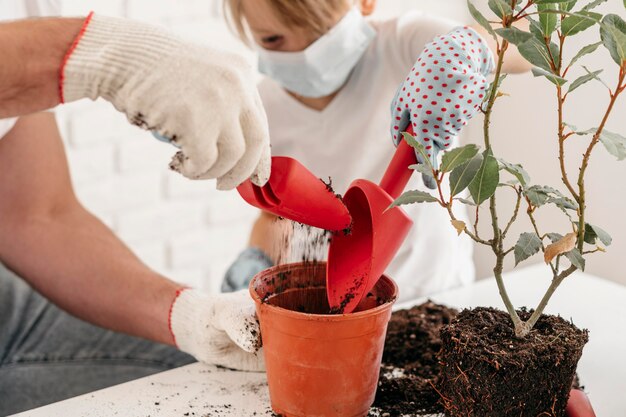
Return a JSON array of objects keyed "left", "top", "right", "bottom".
[{"left": 224, "top": 0, "right": 352, "bottom": 44}]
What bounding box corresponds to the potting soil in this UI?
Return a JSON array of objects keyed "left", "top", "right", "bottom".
[{"left": 369, "top": 301, "right": 457, "bottom": 417}]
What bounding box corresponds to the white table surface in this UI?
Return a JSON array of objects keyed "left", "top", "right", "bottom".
[{"left": 14, "top": 264, "right": 626, "bottom": 417}]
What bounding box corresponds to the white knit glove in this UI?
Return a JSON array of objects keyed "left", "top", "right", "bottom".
[
  {"left": 61, "top": 13, "right": 270, "bottom": 190},
  {"left": 169, "top": 289, "right": 264, "bottom": 372}
]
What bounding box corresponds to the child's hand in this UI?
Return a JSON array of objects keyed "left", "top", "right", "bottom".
[{"left": 390, "top": 27, "right": 494, "bottom": 188}]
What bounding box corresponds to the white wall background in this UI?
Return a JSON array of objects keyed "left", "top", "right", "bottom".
[{"left": 53, "top": 0, "right": 626, "bottom": 292}]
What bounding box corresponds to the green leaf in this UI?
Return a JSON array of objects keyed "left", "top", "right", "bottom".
[
  {"left": 583, "top": 223, "right": 612, "bottom": 248},
  {"left": 528, "top": 18, "right": 546, "bottom": 42},
  {"left": 562, "top": 0, "right": 578, "bottom": 11},
  {"left": 565, "top": 248, "right": 586, "bottom": 270},
  {"left": 514, "top": 233, "right": 543, "bottom": 265},
  {"left": 600, "top": 14, "right": 626, "bottom": 65},
  {"left": 495, "top": 27, "right": 534, "bottom": 45},
  {"left": 581, "top": 0, "right": 608, "bottom": 11},
  {"left": 389, "top": 190, "right": 439, "bottom": 208},
  {"left": 498, "top": 159, "right": 531, "bottom": 186},
  {"left": 534, "top": 0, "right": 577, "bottom": 3},
  {"left": 441, "top": 144, "right": 480, "bottom": 173},
  {"left": 455, "top": 197, "right": 477, "bottom": 206},
  {"left": 518, "top": 38, "right": 560, "bottom": 71},
  {"left": 568, "top": 42, "right": 602, "bottom": 67},
  {"left": 489, "top": 0, "right": 512, "bottom": 18},
  {"left": 599, "top": 129, "right": 626, "bottom": 160},
  {"left": 561, "top": 12, "right": 602, "bottom": 36},
  {"left": 547, "top": 232, "right": 564, "bottom": 243},
  {"left": 469, "top": 150, "right": 499, "bottom": 205},
  {"left": 539, "top": 4, "right": 558, "bottom": 36},
  {"left": 449, "top": 155, "right": 483, "bottom": 197},
  {"left": 468, "top": 1, "right": 497, "bottom": 40},
  {"left": 402, "top": 132, "right": 433, "bottom": 170},
  {"left": 547, "top": 196, "right": 578, "bottom": 210},
  {"left": 532, "top": 67, "right": 568, "bottom": 86},
  {"left": 584, "top": 223, "right": 613, "bottom": 246},
  {"left": 568, "top": 69, "right": 603, "bottom": 93},
  {"left": 524, "top": 185, "right": 550, "bottom": 207},
  {"left": 409, "top": 163, "right": 435, "bottom": 178}
]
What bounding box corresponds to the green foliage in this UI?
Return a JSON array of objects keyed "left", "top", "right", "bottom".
[
  {"left": 455, "top": 197, "right": 477, "bottom": 206},
  {"left": 409, "top": 163, "right": 435, "bottom": 179},
  {"left": 568, "top": 69, "right": 603, "bottom": 93},
  {"left": 389, "top": 190, "right": 439, "bottom": 209},
  {"left": 449, "top": 155, "right": 483, "bottom": 196},
  {"left": 489, "top": 0, "right": 512, "bottom": 18},
  {"left": 469, "top": 150, "right": 500, "bottom": 205},
  {"left": 495, "top": 27, "right": 534, "bottom": 45},
  {"left": 518, "top": 38, "right": 560, "bottom": 72},
  {"left": 600, "top": 14, "right": 626, "bottom": 65},
  {"left": 514, "top": 233, "right": 543, "bottom": 265},
  {"left": 524, "top": 185, "right": 551, "bottom": 206},
  {"left": 539, "top": 4, "right": 558, "bottom": 36},
  {"left": 581, "top": 0, "right": 608, "bottom": 11},
  {"left": 402, "top": 132, "right": 433, "bottom": 170},
  {"left": 532, "top": 67, "right": 568, "bottom": 86},
  {"left": 598, "top": 129, "right": 626, "bottom": 160},
  {"left": 568, "top": 42, "right": 602, "bottom": 68},
  {"left": 584, "top": 223, "right": 613, "bottom": 246},
  {"left": 561, "top": 12, "right": 602, "bottom": 36},
  {"left": 498, "top": 159, "right": 531, "bottom": 186},
  {"left": 467, "top": 0, "right": 496, "bottom": 40},
  {"left": 440, "top": 144, "right": 479, "bottom": 173}
]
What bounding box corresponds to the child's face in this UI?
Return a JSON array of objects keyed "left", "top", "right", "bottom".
[{"left": 240, "top": 0, "right": 350, "bottom": 52}]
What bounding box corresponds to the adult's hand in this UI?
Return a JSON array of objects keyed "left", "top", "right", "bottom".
[
  {"left": 169, "top": 289, "right": 264, "bottom": 371},
  {"left": 60, "top": 13, "right": 270, "bottom": 189}
]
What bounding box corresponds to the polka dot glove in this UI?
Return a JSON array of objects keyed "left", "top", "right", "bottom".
[{"left": 390, "top": 26, "right": 494, "bottom": 189}]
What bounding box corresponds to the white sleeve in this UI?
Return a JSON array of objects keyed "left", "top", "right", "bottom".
[{"left": 389, "top": 12, "right": 462, "bottom": 72}]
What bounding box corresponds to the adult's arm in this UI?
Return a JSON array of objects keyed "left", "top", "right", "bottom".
[
  {"left": 0, "top": 18, "right": 83, "bottom": 117},
  {"left": 0, "top": 112, "right": 177, "bottom": 344},
  {"left": 0, "top": 14, "right": 271, "bottom": 190},
  {"left": 0, "top": 113, "right": 263, "bottom": 370}
]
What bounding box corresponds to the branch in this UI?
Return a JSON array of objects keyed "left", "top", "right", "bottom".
[
  {"left": 502, "top": 186, "right": 522, "bottom": 239},
  {"left": 526, "top": 198, "right": 558, "bottom": 276},
  {"left": 577, "top": 66, "right": 626, "bottom": 252}
]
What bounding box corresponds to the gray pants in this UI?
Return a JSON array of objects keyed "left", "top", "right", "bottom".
[{"left": 0, "top": 264, "right": 194, "bottom": 416}]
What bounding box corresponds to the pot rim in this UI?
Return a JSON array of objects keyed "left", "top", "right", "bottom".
[{"left": 249, "top": 261, "right": 398, "bottom": 321}]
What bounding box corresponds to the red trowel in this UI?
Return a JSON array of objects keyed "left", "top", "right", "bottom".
[
  {"left": 237, "top": 157, "right": 352, "bottom": 231},
  {"left": 326, "top": 125, "right": 418, "bottom": 313}
]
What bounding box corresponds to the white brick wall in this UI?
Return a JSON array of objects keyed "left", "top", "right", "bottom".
[{"left": 53, "top": 0, "right": 470, "bottom": 292}]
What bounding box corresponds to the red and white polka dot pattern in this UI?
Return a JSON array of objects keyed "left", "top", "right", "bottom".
[{"left": 391, "top": 26, "right": 494, "bottom": 169}]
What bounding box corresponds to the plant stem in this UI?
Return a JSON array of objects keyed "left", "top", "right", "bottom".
[
  {"left": 493, "top": 254, "right": 524, "bottom": 334},
  {"left": 502, "top": 186, "right": 522, "bottom": 239},
  {"left": 522, "top": 265, "right": 576, "bottom": 334},
  {"left": 577, "top": 67, "right": 625, "bottom": 252}
]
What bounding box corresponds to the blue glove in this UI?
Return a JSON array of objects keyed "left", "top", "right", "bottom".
[
  {"left": 221, "top": 247, "right": 274, "bottom": 293},
  {"left": 390, "top": 26, "right": 494, "bottom": 188}
]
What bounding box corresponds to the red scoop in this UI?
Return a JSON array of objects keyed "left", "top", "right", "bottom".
[
  {"left": 326, "top": 126, "right": 418, "bottom": 313},
  {"left": 237, "top": 157, "right": 352, "bottom": 231}
]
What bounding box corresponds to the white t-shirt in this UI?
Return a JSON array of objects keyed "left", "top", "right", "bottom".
[
  {"left": 259, "top": 12, "right": 475, "bottom": 301},
  {"left": 0, "top": 0, "right": 61, "bottom": 138}
]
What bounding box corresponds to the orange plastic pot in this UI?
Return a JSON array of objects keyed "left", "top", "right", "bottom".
[{"left": 249, "top": 262, "right": 398, "bottom": 417}]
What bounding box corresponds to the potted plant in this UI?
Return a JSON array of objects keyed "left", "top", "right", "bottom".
[{"left": 391, "top": 0, "right": 626, "bottom": 415}]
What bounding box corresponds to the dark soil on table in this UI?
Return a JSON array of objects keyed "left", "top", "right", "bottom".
[
  {"left": 438, "top": 307, "right": 588, "bottom": 417},
  {"left": 370, "top": 301, "right": 458, "bottom": 416},
  {"left": 370, "top": 302, "right": 585, "bottom": 417}
]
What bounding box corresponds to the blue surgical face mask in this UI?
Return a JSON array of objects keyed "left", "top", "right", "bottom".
[{"left": 257, "top": 7, "right": 375, "bottom": 98}]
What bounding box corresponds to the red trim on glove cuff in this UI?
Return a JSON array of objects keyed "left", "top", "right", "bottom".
[
  {"left": 168, "top": 287, "right": 187, "bottom": 347},
  {"left": 59, "top": 11, "right": 95, "bottom": 104}
]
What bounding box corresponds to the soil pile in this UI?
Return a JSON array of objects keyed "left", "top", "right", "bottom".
[{"left": 370, "top": 301, "right": 457, "bottom": 416}]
